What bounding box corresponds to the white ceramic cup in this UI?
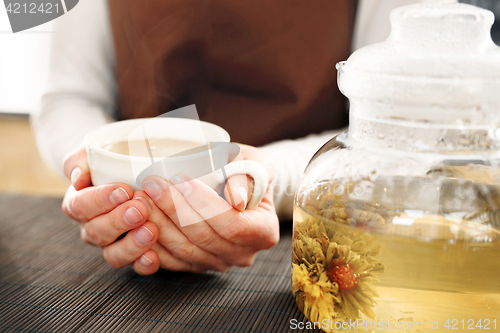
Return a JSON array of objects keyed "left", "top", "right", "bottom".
[{"left": 85, "top": 118, "right": 268, "bottom": 209}]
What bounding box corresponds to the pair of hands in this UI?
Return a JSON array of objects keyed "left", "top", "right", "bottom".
[{"left": 62, "top": 144, "right": 280, "bottom": 275}]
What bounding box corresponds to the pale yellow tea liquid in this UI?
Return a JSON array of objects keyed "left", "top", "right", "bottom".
[
  {"left": 102, "top": 138, "right": 200, "bottom": 157},
  {"left": 293, "top": 177, "right": 500, "bottom": 332}
]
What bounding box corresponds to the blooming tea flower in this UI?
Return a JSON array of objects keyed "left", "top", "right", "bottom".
[{"left": 292, "top": 198, "right": 385, "bottom": 329}]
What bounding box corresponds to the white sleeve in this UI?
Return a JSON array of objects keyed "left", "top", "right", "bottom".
[
  {"left": 260, "top": 129, "right": 345, "bottom": 221},
  {"left": 31, "top": 0, "right": 116, "bottom": 175}
]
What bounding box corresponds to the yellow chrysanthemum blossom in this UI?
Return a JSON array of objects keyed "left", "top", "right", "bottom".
[
  {"left": 292, "top": 197, "right": 386, "bottom": 330},
  {"left": 292, "top": 264, "right": 339, "bottom": 324}
]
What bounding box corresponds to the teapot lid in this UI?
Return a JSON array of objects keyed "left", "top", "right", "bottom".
[
  {"left": 343, "top": 0, "right": 500, "bottom": 78},
  {"left": 338, "top": 0, "right": 500, "bottom": 119}
]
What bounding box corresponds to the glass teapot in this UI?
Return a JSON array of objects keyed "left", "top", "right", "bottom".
[{"left": 292, "top": 1, "right": 500, "bottom": 331}]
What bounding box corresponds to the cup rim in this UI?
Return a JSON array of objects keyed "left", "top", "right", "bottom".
[{"left": 85, "top": 118, "right": 231, "bottom": 162}]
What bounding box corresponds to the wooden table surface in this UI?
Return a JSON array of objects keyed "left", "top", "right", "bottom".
[{"left": 0, "top": 116, "right": 68, "bottom": 197}]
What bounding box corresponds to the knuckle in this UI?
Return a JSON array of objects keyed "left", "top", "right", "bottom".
[
  {"left": 156, "top": 225, "right": 171, "bottom": 244},
  {"left": 235, "top": 254, "right": 256, "bottom": 268},
  {"left": 108, "top": 207, "right": 127, "bottom": 233},
  {"left": 103, "top": 249, "right": 123, "bottom": 269},
  {"left": 123, "top": 239, "right": 141, "bottom": 258},
  {"left": 222, "top": 215, "right": 279, "bottom": 249},
  {"left": 193, "top": 198, "right": 211, "bottom": 216},
  {"left": 262, "top": 232, "right": 280, "bottom": 250},
  {"left": 62, "top": 201, "right": 72, "bottom": 219},
  {"left": 192, "top": 229, "right": 215, "bottom": 248},
  {"left": 169, "top": 242, "right": 195, "bottom": 260},
  {"left": 156, "top": 185, "right": 176, "bottom": 215},
  {"left": 80, "top": 228, "right": 94, "bottom": 246},
  {"left": 222, "top": 221, "right": 249, "bottom": 244},
  {"left": 69, "top": 192, "right": 89, "bottom": 221},
  {"left": 85, "top": 225, "right": 106, "bottom": 247},
  {"left": 161, "top": 198, "right": 176, "bottom": 216},
  {"left": 94, "top": 186, "right": 115, "bottom": 211}
]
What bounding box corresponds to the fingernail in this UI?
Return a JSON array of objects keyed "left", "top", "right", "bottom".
[
  {"left": 237, "top": 185, "right": 248, "bottom": 208},
  {"left": 124, "top": 206, "right": 143, "bottom": 225},
  {"left": 142, "top": 178, "right": 166, "bottom": 200},
  {"left": 110, "top": 187, "right": 130, "bottom": 205},
  {"left": 71, "top": 167, "right": 82, "bottom": 186},
  {"left": 140, "top": 255, "right": 153, "bottom": 267},
  {"left": 135, "top": 226, "right": 154, "bottom": 246},
  {"left": 172, "top": 175, "right": 192, "bottom": 196},
  {"left": 134, "top": 197, "right": 151, "bottom": 212}
]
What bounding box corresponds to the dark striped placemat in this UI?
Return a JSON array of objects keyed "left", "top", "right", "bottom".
[{"left": 0, "top": 193, "right": 319, "bottom": 333}]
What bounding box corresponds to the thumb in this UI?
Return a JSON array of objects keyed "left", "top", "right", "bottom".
[
  {"left": 223, "top": 174, "right": 254, "bottom": 212},
  {"left": 63, "top": 145, "right": 91, "bottom": 191}
]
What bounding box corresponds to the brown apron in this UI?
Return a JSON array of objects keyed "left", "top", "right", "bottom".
[{"left": 108, "top": 0, "right": 355, "bottom": 146}]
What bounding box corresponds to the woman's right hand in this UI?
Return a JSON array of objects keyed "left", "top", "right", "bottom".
[{"left": 61, "top": 145, "right": 160, "bottom": 275}]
